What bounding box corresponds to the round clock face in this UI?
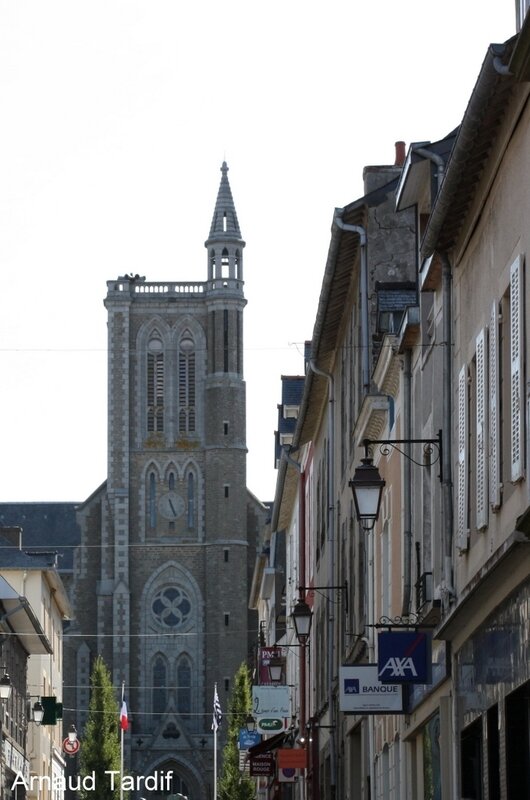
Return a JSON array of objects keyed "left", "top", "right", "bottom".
[{"left": 158, "top": 491, "right": 185, "bottom": 520}]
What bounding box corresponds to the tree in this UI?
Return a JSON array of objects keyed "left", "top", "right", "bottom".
[
  {"left": 78, "top": 655, "right": 123, "bottom": 800},
  {"left": 217, "top": 661, "right": 255, "bottom": 800}
]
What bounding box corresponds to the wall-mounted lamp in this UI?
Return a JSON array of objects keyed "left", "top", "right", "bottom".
[
  {"left": 0, "top": 668, "right": 11, "bottom": 701},
  {"left": 350, "top": 431, "right": 443, "bottom": 532},
  {"left": 291, "top": 595, "right": 312, "bottom": 645},
  {"left": 32, "top": 700, "right": 44, "bottom": 725},
  {"left": 291, "top": 584, "right": 348, "bottom": 644},
  {"left": 268, "top": 655, "right": 285, "bottom": 684},
  {"left": 349, "top": 457, "right": 385, "bottom": 531}
]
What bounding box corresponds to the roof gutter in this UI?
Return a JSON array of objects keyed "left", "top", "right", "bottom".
[{"left": 333, "top": 210, "right": 369, "bottom": 393}]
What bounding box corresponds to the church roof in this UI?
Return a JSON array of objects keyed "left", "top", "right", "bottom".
[{"left": 207, "top": 161, "right": 242, "bottom": 241}]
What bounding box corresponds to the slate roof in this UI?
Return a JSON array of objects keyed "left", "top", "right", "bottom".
[
  {"left": 0, "top": 503, "right": 80, "bottom": 573},
  {"left": 281, "top": 375, "right": 305, "bottom": 407},
  {"left": 207, "top": 161, "right": 243, "bottom": 242}
]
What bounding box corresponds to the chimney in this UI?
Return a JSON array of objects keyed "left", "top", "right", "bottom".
[{"left": 395, "top": 141, "right": 406, "bottom": 166}]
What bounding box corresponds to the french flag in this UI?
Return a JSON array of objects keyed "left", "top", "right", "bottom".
[{"left": 120, "top": 699, "right": 129, "bottom": 731}]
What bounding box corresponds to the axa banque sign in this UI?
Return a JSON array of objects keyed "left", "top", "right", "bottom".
[{"left": 377, "top": 631, "right": 432, "bottom": 684}]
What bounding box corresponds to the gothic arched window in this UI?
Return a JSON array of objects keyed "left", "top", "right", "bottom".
[
  {"left": 147, "top": 336, "right": 164, "bottom": 432},
  {"left": 187, "top": 472, "right": 195, "bottom": 530},
  {"left": 177, "top": 656, "right": 192, "bottom": 718},
  {"left": 152, "top": 654, "right": 167, "bottom": 720},
  {"left": 178, "top": 330, "right": 196, "bottom": 433},
  {"left": 148, "top": 471, "right": 157, "bottom": 529}
]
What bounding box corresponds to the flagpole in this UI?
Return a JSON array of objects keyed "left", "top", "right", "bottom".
[
  {"left": 120, "top": 681, "right": 124, "bottom": 800},
  {"left": 213, "top": 683, "right": 217, "bottom": 800}
]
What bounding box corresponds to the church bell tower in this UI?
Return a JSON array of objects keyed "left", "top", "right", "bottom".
[{"left": 69, "top": 163, "right": 261, "bottom": 800}]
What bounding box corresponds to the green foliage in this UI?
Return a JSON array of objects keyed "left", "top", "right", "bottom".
[
  {"left": 78, "top": 655, "right": 123, "bottom": 800},
  {"left": 217, "top": 662, "right": 255, "bottom": 800}
]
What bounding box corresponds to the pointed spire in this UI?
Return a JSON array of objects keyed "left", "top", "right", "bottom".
[{"left": 207, "top": 161, "right": 242, "bottom": 241}]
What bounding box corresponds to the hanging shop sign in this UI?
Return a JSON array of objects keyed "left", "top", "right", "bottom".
[
  {"left": 277, "top": 748, "right": 307, "bottom": 769},
  {"left": 239, "top": 729, "right": 261, "bottom": 750},
  {"left": 339, "top": 665, "right": 403, "bottom": 713},
  {"left": 256, "top": 717, "right": 288, "bottom": 734},
  {"left": 252, "top": 685, "right": 290, "bottom": 717},
  {"left": 377, "top": 630, "right": 432, "bottom": 684},
  {"left": 250, "top": 753, "right": 275, "bottom": 777}
]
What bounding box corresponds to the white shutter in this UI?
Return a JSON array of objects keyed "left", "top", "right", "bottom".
[
  {"left": 489, "top": 301, "right": 501, "bottom": 509},
  {"left": 476, "top": 329, "right": 488, "bottom": 529},
  {"left": 457, "top": 364, "right": 469, "bottom": 550},
  {"left": 510, "top": 255, "right": 524, "bottom": 482}
]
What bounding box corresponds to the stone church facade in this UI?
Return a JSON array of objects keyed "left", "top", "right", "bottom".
[{"left": 63, "top": 163, "right": 268, "bottom": 800}]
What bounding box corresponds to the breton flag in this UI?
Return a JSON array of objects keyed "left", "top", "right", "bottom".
[
  {"left": 212, "top": 685, "right": 222, "bottom": 732},
  {"left": 120, "top": 699, "right": 129, "bottom": 731}
]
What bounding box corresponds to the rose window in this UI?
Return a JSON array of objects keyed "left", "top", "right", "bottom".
[{"left": 152, "top": 587, "right": 192, "bottom": 628}]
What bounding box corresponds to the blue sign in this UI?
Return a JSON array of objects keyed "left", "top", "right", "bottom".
[
  {"left": 377, "top": 631, "right": 432, "bottom": 684},
  {"left": 238, "top": 729, "right": 261, "bottom": 750}
]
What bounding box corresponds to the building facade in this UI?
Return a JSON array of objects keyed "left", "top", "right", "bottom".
[
  {"left": 256, "top": 8, "right": 530, "bottom": 799},
  {"left": 63, "top": 163, "right": 268, "bottom": 800},
  {"left": 0, "top": 527, "right": 71, "bottom": 800}
]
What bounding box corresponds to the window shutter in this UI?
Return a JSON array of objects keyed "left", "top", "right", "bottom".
[
  {"left": 457, "top": 364, "right": 469, "bottom": 550},
  {"left": 476, "top": 329, "right": 488, "bottom": 529},
  {"left": 510, "top": 256, "right": 524, "bottom": 482},
  {"left": 489, "top": 301, "right": 501, "bottom": 509}
]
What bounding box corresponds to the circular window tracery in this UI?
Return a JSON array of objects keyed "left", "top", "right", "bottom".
[{"left": 152, "top": 587, "right": 192, "bottom": 628}]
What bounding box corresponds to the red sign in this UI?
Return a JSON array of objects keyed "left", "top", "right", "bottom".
[
  {"left": 250, "top": 753, "right": 275, "bottom": 776},
  {"left": 63, "top": 738, "right": 80, "bottom": 754},
  {"left": 277, "top": 748, "right": 307, "bottom": 769}
]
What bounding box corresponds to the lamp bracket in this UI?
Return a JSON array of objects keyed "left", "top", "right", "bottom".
[
  {"left": 367, "top": 613, "right": 436, "bottom": 630},
  {"left": 362, "top": 429, "right": 443, "bottom": 482},
  {"left": 298, "top": 584, "right": 348, "bottom": 613}
]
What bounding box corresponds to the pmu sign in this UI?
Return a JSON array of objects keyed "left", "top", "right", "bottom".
[{"left": 377, "top": 631, "right": 432, "bottom": 684}]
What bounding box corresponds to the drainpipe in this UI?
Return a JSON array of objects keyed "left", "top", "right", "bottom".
[
  {"left": 440, "top": 253, "right": 455, "bottom": 602},
  {"left": 411, "top": 146, "right": 445, "bottom": 195},
  {"left": 402, "top": 350, "right": 413, "bottom": 616},
  {"left": 308, "top": 360, "right": 337, "bottom": 800},
  {"left": 281, "top": 448, "right": 308, "bottom": 744},
  {"left": 333, "top": 212, "right": 370, "bottom": 394}
]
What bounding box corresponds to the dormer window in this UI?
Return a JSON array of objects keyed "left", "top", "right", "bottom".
[{"left": 283, "top": 404, "right": 299, "bottom": 420}]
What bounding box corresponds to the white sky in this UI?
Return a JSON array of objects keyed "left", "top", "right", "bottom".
[{"left": 0, "top": 1, "right": 516, "bottom": 503}]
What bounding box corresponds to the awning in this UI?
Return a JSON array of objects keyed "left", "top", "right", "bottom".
[
  {"left": 0, "top": 576, "right": 52, "bottom": 654},
  {"left": 247, "top": 732, "right": 288, "bottom": 758}
]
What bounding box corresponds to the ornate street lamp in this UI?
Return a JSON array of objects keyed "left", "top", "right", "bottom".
[
  {"left": 268, "top": 656, "right": 285, "bottom": 684},
  {"left": 32, "top": 700, "right": 44, "bottom": 725},
  {"left": 349, "top": 457, "right": 385, "bottom": 531},
  {"left": 291, "top": 596, "right": 313, "bottom": 644}
]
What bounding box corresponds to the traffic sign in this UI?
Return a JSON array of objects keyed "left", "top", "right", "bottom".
[{"left": 63, "top": 737, "right": 80, "bottom": 755}]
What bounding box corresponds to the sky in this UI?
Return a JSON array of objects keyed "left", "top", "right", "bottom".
[{"left": 0, "top": 1, "right": 517, "bottom": 503}]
